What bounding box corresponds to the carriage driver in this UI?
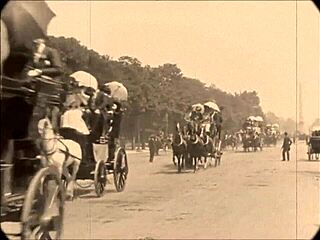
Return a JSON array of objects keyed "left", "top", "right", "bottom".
[{"left": 27, "top": 38, "right": 63, "bottom": 78}]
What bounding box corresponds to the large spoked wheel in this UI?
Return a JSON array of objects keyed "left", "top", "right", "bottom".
[
  {"left": 21, "top": 166, "right": 64, "bottom": 240},
  {"left": 113, "top": 148, "right": 128, "bottom": 192},
  {"left": 94, "top": 160, "right": 107, "bottom": 197}
]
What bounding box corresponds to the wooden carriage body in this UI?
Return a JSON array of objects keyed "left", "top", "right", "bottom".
[{"left": 1, "top": 75, "right": 64, "bottom": 221}]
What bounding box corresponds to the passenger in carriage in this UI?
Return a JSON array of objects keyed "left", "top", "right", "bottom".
[
  {"left": 203, "top": 105, "right": 213, "bottom": 135},
  {"left": 94, "top": 85, "right": 116, "bottom": 141},
  {"left": 107, "top": 101, "right": 124, "bottom": 162},
  {"left": 60, "top": 94, "right": 95, "bottom": 163}
]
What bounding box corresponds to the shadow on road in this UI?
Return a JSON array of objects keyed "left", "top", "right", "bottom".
[
  {"left": 298, "top": 159, "right": 320, "bottom": 162},
  {"left": 152, "top": 163, "right": 193, "bottom": 175}
]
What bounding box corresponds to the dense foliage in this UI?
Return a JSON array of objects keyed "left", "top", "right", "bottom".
[{"left": 47, "top": 36, "right": 266, "bottom": 141}]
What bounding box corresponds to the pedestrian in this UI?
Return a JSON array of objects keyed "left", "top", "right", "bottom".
[
  {"left": 281, "top": 132, "right": 292, "bottom": 161},
  {"left": 148, "top": 135, "right": 156, "bottom": 163}
]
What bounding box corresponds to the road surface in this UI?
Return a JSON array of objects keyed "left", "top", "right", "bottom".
[
  {"left": 2, "top": 141, "right": 319, "bottom": 239},
  {"left": 61, "top": 141, "right": 319, "bottom": 239}
]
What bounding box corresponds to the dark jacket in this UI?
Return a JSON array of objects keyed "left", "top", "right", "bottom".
[
  {"left": 282, "top": 136, "right": 292, "bottom": 150},
  {"left": 33, "top": 46, "right": 63, "bottom": 77},
  {"left": 214, "top": 113, "right": 223, "bottom": 126}
]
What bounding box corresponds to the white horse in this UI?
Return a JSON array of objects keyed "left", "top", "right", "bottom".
[{"left": 38, "top": 118, "right": 82, "bottom": 199}]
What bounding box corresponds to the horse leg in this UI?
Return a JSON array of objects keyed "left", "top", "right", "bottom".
[
  {"left": 215, "top": 153, "right": 218, "bottom": 167},
  {"left": 204, "top": 155, "right": 208, "bottom": 169},
  {"left": 181, "top": 154, "right": 185, "bottom": 170},
  {"left": 173, "top": 154, "right": 177, "bottom": 166},
  {"left": 64, "top": 157, "right": 80, "bottom": 200}
]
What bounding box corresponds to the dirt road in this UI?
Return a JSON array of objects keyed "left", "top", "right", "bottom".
[
  {"left": 2, "top": 142, "right": 319, "bottom": 239},
  {"left": 59, "top": 141, "right": 319, "bottom": 239}
]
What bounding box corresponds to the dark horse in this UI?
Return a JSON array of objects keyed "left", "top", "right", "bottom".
[
  {"left": 199, "top": 126, "right": 217, "bottom": 167},
  {"left": 172, "top": 123, "right": 187, "bottom": 173},
  {"left": 186, "top": 124, "right": 207, "bottom": 173}
]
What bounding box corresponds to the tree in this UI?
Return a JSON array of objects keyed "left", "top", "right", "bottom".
[{"left": 47, "top": 36, "right": 267, "bottom": 137}]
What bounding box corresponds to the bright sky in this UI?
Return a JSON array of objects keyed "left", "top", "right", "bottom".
[{"left": 47, "top": 0, "right": 319, "bottom": 129}]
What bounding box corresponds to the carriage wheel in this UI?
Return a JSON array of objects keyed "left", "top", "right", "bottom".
[
  {"left": 113, "top": 148, "right": 128, "bottom": 192},
  {"left": 21, "top": 166, "right": 64, "bottom": 240},
  {"left": 94, "top": 160, "right": 107, "bottom": 197}
]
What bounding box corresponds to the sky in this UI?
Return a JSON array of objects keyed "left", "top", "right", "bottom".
[{"left": 46, "top": 0, "right": 319, "bottom": 130}]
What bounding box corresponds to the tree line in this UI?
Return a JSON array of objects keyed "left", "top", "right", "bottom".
[{"left": 48, "top": 36, "right": 269, "bottom": 146}]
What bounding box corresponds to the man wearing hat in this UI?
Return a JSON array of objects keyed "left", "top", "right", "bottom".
[
  {"left": 27, "top": 38, "right": 63, "bottom": 78},
  {"left": 94, "top": 85, "right": 115, "bottom": 142},
  {"left": 281, "top": 132, "right": 292, "bottom": 161}
]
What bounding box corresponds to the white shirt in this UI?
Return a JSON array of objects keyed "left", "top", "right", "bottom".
[{"left": 60, "top": 109, "right": 90, "bottom": 135}]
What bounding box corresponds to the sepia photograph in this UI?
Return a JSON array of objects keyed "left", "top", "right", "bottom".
[{"left": 0, "top": 0, "right": 319, "bottom": 239}]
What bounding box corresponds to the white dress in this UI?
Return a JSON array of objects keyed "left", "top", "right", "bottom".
[{"left": 60, "top": 108, "right": 90, "bottom": 135}]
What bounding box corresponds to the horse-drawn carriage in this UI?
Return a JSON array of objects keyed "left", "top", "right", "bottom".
[
  {"left": 264, "top": 123, "right": 279, "bottom": 147},
  {"left": 46, "top": 72, "right": 130, "bottom": 198},
  {"left": 1, "top": 75, "right": 65, "bottom": 239},
  {"left": 306, "top": 126, "right": 320, "bottom": 160},
  {"left": 1, "top": 71, "right": 130, "bottom": 238},
  {"left": 241, "top": 116, "right": 264, "bottom": 152},
  {"left": 172, "top": 101, "right": 223, "bottom": 173}
]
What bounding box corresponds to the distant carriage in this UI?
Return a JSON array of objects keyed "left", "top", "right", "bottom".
[
  {"left": 264, "top": 123, "right": 280, "bottom": 147},
  {"left": 307, "top": 126, "right": 320, "bottom": 160},
  {"left": 241, "top": 116, "right": 264, "bottom": 152},
  {"left": 174, "top": 102, "right": 222, "bottom": 173}
]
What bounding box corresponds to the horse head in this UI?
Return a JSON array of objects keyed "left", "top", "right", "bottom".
[{"left": 38, "top": 118, "right": 57, "bottom": 155}]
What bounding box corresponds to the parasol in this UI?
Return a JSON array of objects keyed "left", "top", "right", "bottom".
[
  {"left": 204, "top": 101, "right": 220, "bottom": 112},
  {"left": 191, "top": 103, "right": 204, "bottom": 114},
  {"left": 272, "top": 123, "right": 280, "bottom": 129},
  {"left": 255, "top": 116, "right": 264, "bottom": 122},
  {"left": 1, "top": 0, "right": 56, "bottom": 50},
  {"left": 70, "top": 71, "right": 98, "bottom": 90},
  {"left": 104, "top": 81, "right": 128, "bottom": 101},
  {"left": 311, "top": 125, "right": 320, "bottom": 132},
  {"left": 247, "top": 116, "right": 256, "bottom": 121},
  {"left": 1, "top": 20, "right": 10, "bottom": 67}
]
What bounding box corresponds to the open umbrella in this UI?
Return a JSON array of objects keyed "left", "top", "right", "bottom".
[
  {"left": 1, "top": 20, "right": 10, "bottom": 67},
  {"left": 255, "top": 116, "right": 264, "bottom": 122},
  {"left": 247, "top": 116, "right": 256, "bottom": 121},
  {"left": 70, "top": 71, "right": 98, "bottom": 90},
  {"left": 204, "top": 101, "right": 220, "bottom": 112},
  {"left": 1, "top": 0, "right": 55, "bottom": 50},
  {"left": 104, "top": 81, "right": 128, "bottom": 101},
  {"left": 191, "top": 103, "right": 204, "bottom": 114}
]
